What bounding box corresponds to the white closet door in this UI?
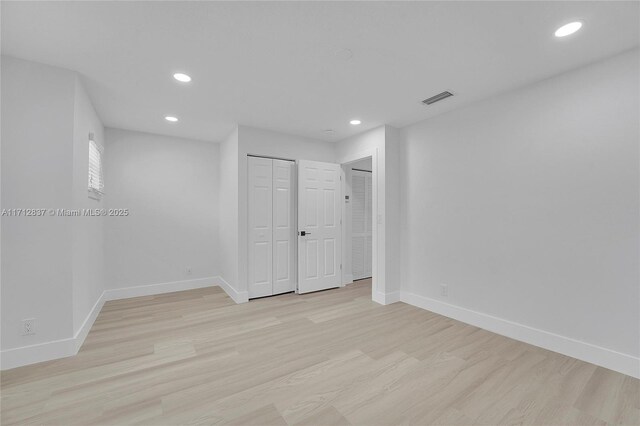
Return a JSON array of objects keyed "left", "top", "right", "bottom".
[
  {"left": 272, "top": 159, "right": 296, "bottom": 295},
  {"left": 248, "top": 157, "right": 273, "bottom": 298},
  {"left": 352, "top": 170, "right": 372, "bottom": 280},
  {"left": 298, "top": 160, "right": 341, "bottom": 294}
]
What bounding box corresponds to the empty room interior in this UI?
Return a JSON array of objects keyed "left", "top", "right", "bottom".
[{"left": 1, "top": 1, "right": 639, "bottom": 425}]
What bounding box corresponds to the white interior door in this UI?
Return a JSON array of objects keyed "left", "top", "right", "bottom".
[
  {"left": 297, "top": 160, "right": 342, "bottom": 294},
  {"left": 351, "top": 170, "right": 373, "bottom": 280},
  {"left": 248, "top": 156, "right": 273, "bottom": 298},
  {"left": 272, "top": 159, "right": 296, "bottom": 295}
]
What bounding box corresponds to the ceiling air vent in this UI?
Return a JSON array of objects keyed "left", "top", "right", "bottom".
[{"left": 422, "top": 91, "right": 454, "bottom": 105}]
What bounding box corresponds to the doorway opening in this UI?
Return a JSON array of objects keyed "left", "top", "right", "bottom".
[{"left": 341, "top": 155, "right": 374, "bottom": 298}]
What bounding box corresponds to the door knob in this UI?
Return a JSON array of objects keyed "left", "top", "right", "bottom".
[{"left": 299, "top": 231, "right": 311, "bottom": 236}]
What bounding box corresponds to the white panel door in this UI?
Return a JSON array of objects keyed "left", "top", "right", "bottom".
[
  {"left": 298, "top": 160, "right": 341, "bottom": 294},
  {"left": 352, "top": 170, "right": 372, "bottom": 280},
  {"left": 248, "top": 157, "right": 273, "bottom": 299},
  {"left": 272, "top": 159, "right": 296, "bottom": 295}
]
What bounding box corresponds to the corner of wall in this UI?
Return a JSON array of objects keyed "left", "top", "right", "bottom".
[
  {"left": 71, "top": 75, "right": 106, "bottom": 336},
  {"left": 383, "top": 125, "right": 402, "bottom": 295},
  {"left": 217, "top": 276, "right": 248, "bottom": 304},
  {"left": 219, "top": 126, "right": 241, "bottom": 296}
]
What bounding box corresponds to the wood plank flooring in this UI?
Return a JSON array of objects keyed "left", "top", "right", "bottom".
[{"left": 1, "top": 279, "right": 638, "bottom": 425}]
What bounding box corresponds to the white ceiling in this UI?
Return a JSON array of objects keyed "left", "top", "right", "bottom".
[{"left": 2, "top": 1, "right": 638, "bottom": 143}]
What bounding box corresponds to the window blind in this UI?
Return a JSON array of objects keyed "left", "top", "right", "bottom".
[{"left": 88, "top": 139, "right": 104, "bottom": 196}]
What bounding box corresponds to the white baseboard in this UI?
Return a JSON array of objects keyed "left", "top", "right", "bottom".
[
  {"left": 1, "top": 291, "right": 106, "bottom": 371},
  {"left": 217, "top": 276, "right": 248, "bottom": 304},
  {"left": 385, "top": 291, "right": 401, "bottom": 304},
  {"left": 1, "top": 276, "right": 220, "bottom": 371},
  {"left": 104, "top": 276, "right": 218, "bottom": 301},
  {"left": 372, "top": 290, "right": 401, "bottom": 305},
  {"left": 0, "top": 336, "right": 76, "bottom": 371},
  {"left": 400, "top": 291, "right": 640, "bottom": 379},
  {"left": 73, "top": 291, "right": 106, "bottom": 352}
]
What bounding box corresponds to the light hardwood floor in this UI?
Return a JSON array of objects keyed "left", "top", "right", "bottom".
[{"left": 1, "top": 279, "right": 638, "bottom": 425}]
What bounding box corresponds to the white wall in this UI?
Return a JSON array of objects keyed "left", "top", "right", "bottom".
[
  {"left": 236, "top": 125, "right": 336, "bottom": 297},
  {"left": 384, "top": 125, "right": 402, "bottom": 297},
  {"left": 104, "top": 128, "right": 220, "bottom": 290},
  {"left": 219, "top": 127, "right": 240, "bottom": 298},
  {"left": 400, "top": 49, "right": 639, "bottom": 374},
  {"left": 1, "top": 56, "right": 76, "bottom": 350},
  {"left": 72, "top": 78, "right": 105, "bottom": 334}
]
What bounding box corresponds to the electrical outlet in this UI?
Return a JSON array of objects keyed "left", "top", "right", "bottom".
[
  {"left": 186, "top": 267, "right": 192, "bottom": 276},
  {"left": 22, "top": 318, "right": 35, "bottom": 335},
  {"left": 440, "top": 284, "right": 448, "bottom": 297}
]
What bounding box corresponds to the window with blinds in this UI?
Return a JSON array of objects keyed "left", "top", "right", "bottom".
[{"left": 88, "top": 137, "right": 104, "bottom": 199}]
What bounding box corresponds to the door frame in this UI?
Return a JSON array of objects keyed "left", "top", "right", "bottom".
[
  {"left": 350, "top": 168, "right": 373, "bottom": 281},
  {"left": 340, "top": 148, "right": 379, "bottom": 296}
]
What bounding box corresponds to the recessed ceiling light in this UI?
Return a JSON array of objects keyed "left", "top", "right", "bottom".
[
  {"left": 165, "top": 116, "right": 178, "bottom": 122},
  {"left": 350, "top": 120, "right": 361, "bottom": 125},
  {"left": 173, "top": 73, "right": 191, "bottom": 82},
  {"left": 555, "top": 21, "right": 582, "bottom": 37}
]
